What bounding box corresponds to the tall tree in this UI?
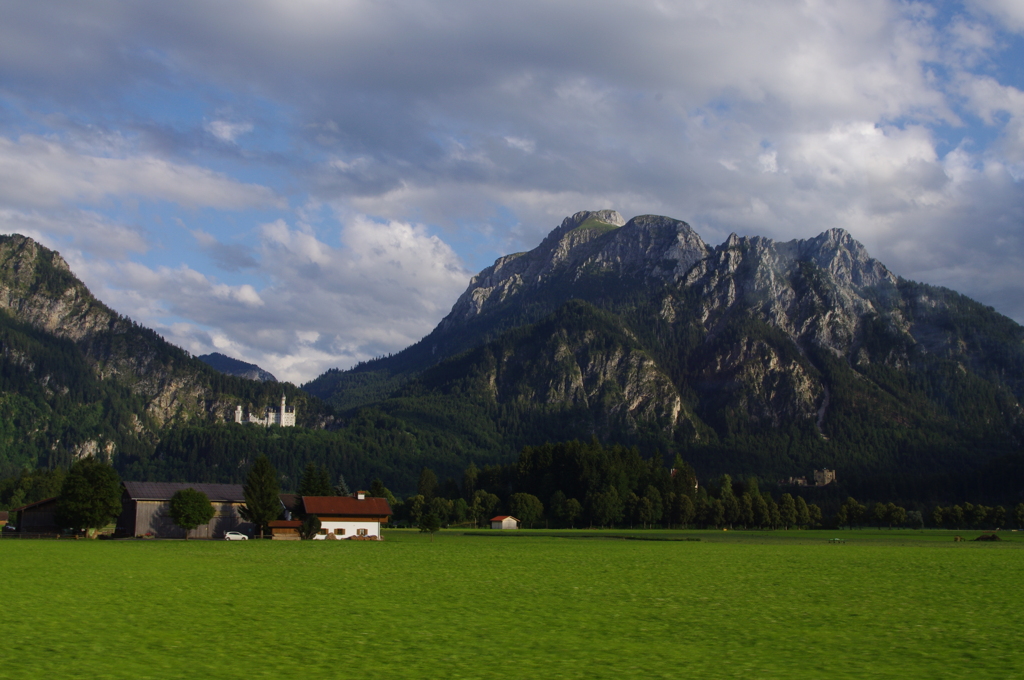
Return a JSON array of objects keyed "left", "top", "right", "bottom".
[
  {"left": 419, "top": 512, "right": 441, "bottom": 542},
  {"left": 169, "top": 488, "right": 215, "bottom": 539},
  {"left": 418, "top": 467, "right": 439, "bottom": 501},
  {"left": 334, "top": 474, "right": 351, "bottom": 496},
  {"left": 55, "top": 457, "right": 121, "bottom": 538},
  {"left": 240, "top": 455, "right": 280, "bottom": 539},
  {"left": 795, "top": 496, "right": 810, "bottom": 528},
  {"left": 299, "top": 462, "right": 334, "bottom": 497},
  {"left": 462, "top": 462, "right": 479, "bottom": 502},
  {"left": 779, "top": 493, "right": 797, "bottom": 530}
]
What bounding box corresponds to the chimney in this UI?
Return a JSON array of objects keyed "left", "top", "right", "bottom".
[{"left": 357, "top": 491, "right": 365, "bottom": 500}]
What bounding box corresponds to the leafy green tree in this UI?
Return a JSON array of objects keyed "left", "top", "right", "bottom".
[
  {"left": 452, "top": 498, "right": 468, "bottom": 524},
  {"left": 779, "top": 493, "right": 797, "bottom": 529},
  {"left": 403, "top": 494, "right": 426, "bottom": 525},
  {"left": 906, "top": 510, "right": 924, "bottom": 529},
  {"left": 887, "top": 503, "right": 906, "bottom": 528},
  {"left": 589, "top": 487, "right": 624, "bottom": 528},
  {"left": 419, "top": 512, "right": 441, "bottom": 541},
  {"left": 676, "top": 494, "right": 695, "bottom": 528},
  {"left": 641, "top": 486, "right": 663, "bottom": 528},
  {"left": 807, "top": 503, "right": 822, "bottom": 528},
  {"left": 718, "top": 475, "right": 739, "bottom": 527},
  {"left": 834, "top": 505, "right": 848, "bottom": 528},
  {"left": 870, "top": 502, "right": 888, "bottom": 529},
  {"left": 991, "top": 505, "right": 1006, "bottom": 528},
  {"left": 795, "top": 496, "right": 810, "bottom": 528},
  {"left": 842, "top": 497, "right": 865, "bottom": 528},
  {"left": 299, "top": 462, "right": 334, "bottom": 497},
  {"left": 417, "top": 467, "right": 439, "bottom": 501},
  {"left": 708, "top": 498, "right": 725, "bottom": 528},
  {"left": 462, "top": 462, "right": 478, "bottom": 502},
  {"left": 509, "top": 492, "right": 544, "bottom": 528},
  {"left": 55, "top": 457, "right": 121, "bottom": 537},
  {"left": 1014, "top": 503, "right": 1024, "bottom": 530},
  {"left": 240, "top": 455, "right": 281, "bottom": 539},
  {"left": 169, "top": 488, "right": 215, "bottom": 539},
  {"left": 473, "top": 490, "right": 500, "bottom": 525},
  {"left": 970, "top": 504, "right": 989, "bottom": 528},
  {"left": 369, "top": 478, "right": 398, "bottom": 506},
  {"left": 671, "top": 455, "right": 698, "bottom": 498},
  {"left": 739, "top": 493, "right": 755, "bottom": 528},
  {"left": 752, "top": 493, "right": 770, "bottom": 529},
  {"left": 931, "top": 506, "right": 945, "bottom": 528},
  {"left": 766, "top": 496, "right": 780, "bottom": 530},
  {"left": 430, "top": 496, "right": 454, "bottom": 525},
  {"left": 299, "top": 514, "right": 321, "bottom": 540},
  {"left": 563, "top": 497, "right": 582, "bottom": 528},
  {"left": 948, "top": 504, "right": 964, "bottom": 529}
]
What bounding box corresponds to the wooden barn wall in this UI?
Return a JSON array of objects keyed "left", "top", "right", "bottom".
[{"left": 124, "top": 500, "right": 252, "bottom": 538}]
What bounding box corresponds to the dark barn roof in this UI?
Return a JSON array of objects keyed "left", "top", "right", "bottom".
[
  {"left": 303, "top": 496, "right": 392, "bottom": 517},
  {"left": 11, "top": 497, "right": 58, "bottom": 512},
  {"left": 122, "top": 482, "right": 246, "bottom": 503}
]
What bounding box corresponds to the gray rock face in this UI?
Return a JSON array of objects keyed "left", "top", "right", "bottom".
[{"left": 441, "top": 210, "right": 710, "bottom": 328}]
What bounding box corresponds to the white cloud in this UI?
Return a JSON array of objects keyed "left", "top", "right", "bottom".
[
  {"left": 203, "top": 120, "right": 254, "bottom": 143},
  {"left": 73, "top": 214, "right": 471, "bottom": 383},
  {"left": 0, "top": 135, "right": 280, "bottom": 210}
]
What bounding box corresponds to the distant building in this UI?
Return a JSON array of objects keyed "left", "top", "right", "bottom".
[
  {"left": 780, "top": 469, "right": 837, "bottom": 487},
  {"left": 234, "top": 394, "right": 296, "bottom": 427},
  {"left": 813, "top": 469, "right": 837, "bottom": 486},
  {"left": 490, "top": 515, "right": 520, "bottom": 530}
]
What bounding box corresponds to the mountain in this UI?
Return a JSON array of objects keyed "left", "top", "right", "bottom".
[
  {"left": 305, "top": 211, "right": 1024, "bottom": 502},
  {"left": 0, "top": 234, "right": 325, "bottom": 480},
  {"left": 198, "top": 352, "right": 277, "bottom": 382}
]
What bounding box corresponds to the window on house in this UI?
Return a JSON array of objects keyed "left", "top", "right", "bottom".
[
  {"left": 318, "top": 528, "right": 328, "bottom": 535},
  {"left": 357, "top": 528, "right": 368, "bottom": 536},
  {"left": 335, "top": 528, "right": 345, "bottom": 535}
]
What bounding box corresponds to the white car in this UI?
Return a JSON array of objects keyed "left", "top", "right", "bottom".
[{"left": 224, "top": 531, "right": 249, "bottom": 540}]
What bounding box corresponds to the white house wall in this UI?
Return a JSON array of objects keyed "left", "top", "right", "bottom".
[{"left": 314, "top": 520, "right": 381, "bottom": 539}]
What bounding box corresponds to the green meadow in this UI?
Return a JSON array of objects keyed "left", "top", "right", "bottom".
[{"left": 1, "top": 530, "right": 1020, "bottom": 679}]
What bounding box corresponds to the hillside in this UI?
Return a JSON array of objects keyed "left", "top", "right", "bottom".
[
  {"left": 0, "top": 235, "right": 327, "bottom": 480},
  {"left": 304, "top": 211, "right": 1024, "bottom": 502},
  {"left": 198, "top": 352, "right": 277, "bottom": 382}
]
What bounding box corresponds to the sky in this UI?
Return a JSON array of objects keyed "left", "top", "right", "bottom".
[{"left": 1, "top": 0, "right": 1023, "bottom": 384}]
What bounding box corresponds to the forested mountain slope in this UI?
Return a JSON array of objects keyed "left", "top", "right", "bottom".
[
  {"left": 304, "top": 211, "right": 1024, "bottom": 501},
  {"left": 0, "top": 235, "right": 326, "bottom": 479}
]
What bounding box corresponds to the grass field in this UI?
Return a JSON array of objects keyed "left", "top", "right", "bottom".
[{"left": 1, "top": 529, "right": 1021, "bottom": 679}]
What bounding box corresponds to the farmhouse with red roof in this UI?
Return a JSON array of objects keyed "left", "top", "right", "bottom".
[
  {"left": 302, "top": 491, "right": 392, "bottom": 540},
  {"left": 490, "top": 515, "right": 520, "bottom": 530}
]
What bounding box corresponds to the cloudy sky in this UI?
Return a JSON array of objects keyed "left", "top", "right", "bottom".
[{"left": 2, "top": 0, "right": 1023, "bottom": 383}]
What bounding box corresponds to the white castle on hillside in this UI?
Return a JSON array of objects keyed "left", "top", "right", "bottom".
[{"left": 234, "top": 395, "right": 296, "bottom": 427}]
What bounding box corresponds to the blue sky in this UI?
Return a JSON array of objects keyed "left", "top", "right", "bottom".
[{"left": 1, "top": 0, "right": 1023, "bottom": 383}]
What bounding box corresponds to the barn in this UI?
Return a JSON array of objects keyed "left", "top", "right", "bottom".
[
  {"left": 118, "top": 482, "right": 253, "bottom": 539},
  {"left": 302, "top": 493, "right": 392, "bottom": 539},
  {"left": 11, "top": 497, "right": 60, "bottom": 534},
  {"left": 490, "top": 515, "right": 520, "bottom": 530}
]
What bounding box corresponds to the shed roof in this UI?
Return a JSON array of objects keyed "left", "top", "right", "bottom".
[
  {"left": 268, "top": 520, "right": 303, "bottom": 528},
  {"left": 303, "top": 495, "right": 392, "bottom": 517},
  {"left": 122, "top": 482, "right": 246, "bottom": 503},
  {"left": 11, "top": 497, "right": 58, "bottom": 512},
  {"left": 490, "top": 515, "right": 519, "bottom": 522}
]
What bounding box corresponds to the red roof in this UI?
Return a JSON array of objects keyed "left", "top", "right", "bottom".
[
  {"left": 268, "top": 520, "right": 303, "bottom": 528},
  {"left": 490, "top": 515, "right": 518, "bottom": 522},
  {"left": 303, "top": 496, "right": 392, "bottom": 517}
]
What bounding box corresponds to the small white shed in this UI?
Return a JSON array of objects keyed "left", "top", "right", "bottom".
[{"left": 490, "top": 515, "right": 520, "bottom": 530}]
